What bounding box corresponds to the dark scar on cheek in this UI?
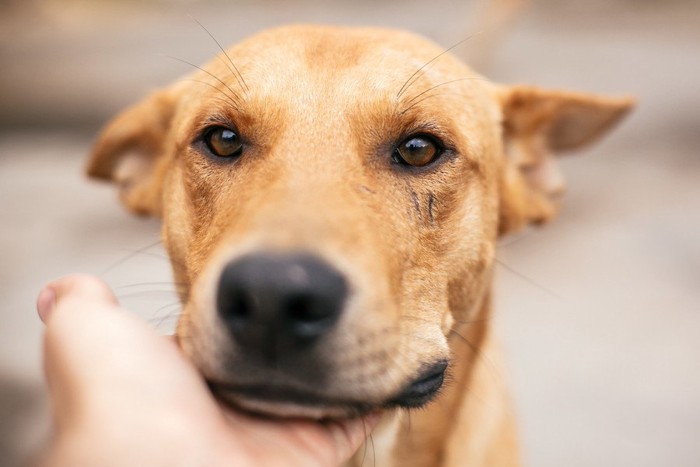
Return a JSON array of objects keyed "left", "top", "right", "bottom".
[{"left": 410, "top": 189, "right": 423, "bottom": 221}]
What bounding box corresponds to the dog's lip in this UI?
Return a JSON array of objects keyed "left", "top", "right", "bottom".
[
  {"left": 207, "top": 380, "right": 376, "bottom": 416},
  {"left": 207, "top": 361, "right": 448, "bottom": 417},
  {"left": 388, "top": 360, "right": 448, "bottom": 408}
]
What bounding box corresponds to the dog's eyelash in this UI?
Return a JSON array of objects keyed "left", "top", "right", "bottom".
[
  {"left": 203, "top": 111, "right": 236, "bottom": 127},
  {"left": 193, "top": 115, "right": 239, "bottom": 142},
  {"left": 397, "top": 125, "right": 456, "bottom": 152}
]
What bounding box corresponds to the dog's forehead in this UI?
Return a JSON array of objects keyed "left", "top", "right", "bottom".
[{"left": 221, "top": 25, "right": 471, "bottom": 100}]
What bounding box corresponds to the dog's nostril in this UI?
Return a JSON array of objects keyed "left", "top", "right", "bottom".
[
  {"left": 282, "top": 293, "right": 338, "bottom": 339},
  {"left": 285, "top": 295, "right": 316, "bottom": 322},
  {"left": 230, "top": 292, "right": 252, "bottom": 319}
]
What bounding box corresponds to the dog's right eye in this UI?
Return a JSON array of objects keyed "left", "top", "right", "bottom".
[
  {"left": 204, "top": 126, "right": 243, "bottom": 158},
  {"left": 393, "top": 135, "right": 442, "bottom": 167}
]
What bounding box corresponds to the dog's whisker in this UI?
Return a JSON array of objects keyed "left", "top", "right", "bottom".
[
  {"left": 150, "top": 307, "right": 181, "bottom": 321},
  {"left": 207, "top": 95, "right": 249, "bottom": 114},
  {"left": 456, "top": 316, "right": 491, "bottom": 325},
  {"left": 358, "top": 414, "right": 378, "bottom": 467},
  {"left": 400, "top": 92, "right": 467, "bottom": 115},
  {"left": 402, "top": 77, "right": 487, "bottom": 108},
  {"left": 149, "top": 301, "right": 183, "bottom": 328},
  {"left": 448, "top": 327, "right": 502, "bottom": 385},
  {"left": 155, "top": 312, "right": 182, "bottom": 330},
  {"left": 116, "top": 250, "right": 172, "bottom": 264},
  {"left": 165, "top": 55, "right": 243, "bottom": 108},
  {"left": 188, "top": 15, "right": 249, "bottom": 95},
  {"left": 114, "top": 290, "right": 180, "bottom": 301},
  {"left": 129, "top": 245, "right": 187, "bottom": 271},
  {"left": 494, "top": 258, "right": 566, "bottom": 302},
  {"left": 181, "top": 78, "right": 241, "bottom": 109},
  {"left": 115, "top": 281, "right": 187, "bottom": 290},
  {"left": 396, "top": 33, "right": 481, "bottom": 99},
  {"left": 99, "top": 239, "right": 163, "bottom": 276},
  {"left": 359, "top": 416, "right": 369, "bottom": 466},
  {"left": 446, "top": 327, "right": 477, "bottom": 351},
  {"left": 438, "top": 366, "right": 499, "bottom": 417},
  {"left": 496, "top": 227, "right": 534, "bottom": 248}
]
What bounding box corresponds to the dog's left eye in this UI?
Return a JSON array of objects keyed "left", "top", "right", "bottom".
[
  {"left": 394, "top": 135, "right": 441, "bottom": 167},
  {"left": 204, "top": 126, "right": 243, "bottom": 158}
]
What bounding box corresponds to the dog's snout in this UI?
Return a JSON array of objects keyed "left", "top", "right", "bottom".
[{"left": 216, "top": 253, "right": 348, "bottom": 354}]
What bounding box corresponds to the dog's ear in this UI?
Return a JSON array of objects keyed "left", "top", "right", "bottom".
[
  {"left": 496, "top": 85, "right": 634, "bottom": 235},
  {"left": 87, "top": 87, "right": 180, "bottom": 217}
]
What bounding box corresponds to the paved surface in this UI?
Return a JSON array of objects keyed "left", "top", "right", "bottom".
[{"left": 1, "top": 0, "right": 699, "bottom": 465}]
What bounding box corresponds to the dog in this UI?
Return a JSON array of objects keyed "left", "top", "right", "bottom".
[{"left": 87, "top": 25, "right": 632, "bottom": 466}]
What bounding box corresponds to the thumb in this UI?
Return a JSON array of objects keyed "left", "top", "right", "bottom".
[
  {"left": 37, "top": 274, "right": 118, "bottom": 324},
  {"left": 37, "top": 274, "right": 212, "bottom": 434},
  {"left": 37, "top": 275, "right": 128, "bottom": 429}
]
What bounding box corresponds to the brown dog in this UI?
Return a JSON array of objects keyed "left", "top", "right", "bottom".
[{"left": 87, "top": 25, "right": 632, "bottom": 466}]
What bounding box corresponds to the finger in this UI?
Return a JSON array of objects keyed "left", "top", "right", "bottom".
[
  {"left": 39, "top": 277, "right": 216, "bottom": 432},
  {"left": 325, "top": 412, "right": 382, "bottom": 464},
  {"left": 37, "top": 274, "right": 118, "bottom": 323}
]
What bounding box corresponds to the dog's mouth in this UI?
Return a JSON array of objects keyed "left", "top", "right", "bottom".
[
  {"left": 389, "top": 360, "right": 448, "bottom": 408},
  {"left": 207, "top": 360, "right": 448, "bottom": 419},
  {"left": 208, "top": 381, "right": 376, "bottom": 418}
]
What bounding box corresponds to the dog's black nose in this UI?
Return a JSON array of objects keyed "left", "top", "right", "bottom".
[{"left": 216, "top": 253, "right": 348, "bottom": 355}]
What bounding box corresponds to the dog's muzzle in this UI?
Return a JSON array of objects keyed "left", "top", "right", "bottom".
[{"left": 210, "top": 251, "right": 446, "bottom": 417}]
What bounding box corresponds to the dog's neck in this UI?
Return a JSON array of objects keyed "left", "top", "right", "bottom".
[{"left": 350, "top": 292, "right": 519, "bottom": 467}]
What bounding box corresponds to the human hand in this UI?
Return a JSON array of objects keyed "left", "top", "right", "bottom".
[{"left": 37, "top": 275, "right": 378, "bottom": 467}]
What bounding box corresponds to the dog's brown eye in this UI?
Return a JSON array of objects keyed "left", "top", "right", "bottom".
[
  {"left": 205, "top": 126, "right": 243, "bottom": 158},
  {"left": 394, "top": 136, "right": 440, "bottom": 167}
]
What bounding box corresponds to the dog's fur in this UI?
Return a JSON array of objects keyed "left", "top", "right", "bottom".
[{"left": 87, "top": 25, "right": 632, "bottom": 466}]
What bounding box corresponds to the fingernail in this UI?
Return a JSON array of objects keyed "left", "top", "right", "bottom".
[{"left": 37, "top": 287, "right": 56, "bottom": 323}]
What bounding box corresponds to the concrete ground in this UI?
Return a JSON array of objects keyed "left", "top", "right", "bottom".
[{"left": 1, "top": 0, "right": 699, "bottom": 465}]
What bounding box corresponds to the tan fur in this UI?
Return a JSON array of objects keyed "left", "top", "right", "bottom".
[{"left": 87, "top": 25, "right": 633, "bottom": 466}]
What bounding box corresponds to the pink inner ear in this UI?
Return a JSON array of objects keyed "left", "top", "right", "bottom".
[
  {"left": 522, "top": 155, "right": 565, "bottom": 200},
  {"left": 113, "top": 151, "right": 155, "bottom": 194},
  {"left": 508, "top": 136, "right": 565, "bottom": 201}
]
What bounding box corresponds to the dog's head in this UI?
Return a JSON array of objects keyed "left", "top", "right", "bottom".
[{"left": 88, "top": 25, "right": 632, "bottom": 418}]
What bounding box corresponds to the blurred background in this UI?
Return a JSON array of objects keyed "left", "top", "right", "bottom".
[{"left": 1, "top": 0, "right": 698, "bottom": 465}]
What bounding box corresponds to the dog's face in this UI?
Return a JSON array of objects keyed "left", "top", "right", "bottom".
[{"left": 88, "top": 25, "right": 631, "bottom": 418}]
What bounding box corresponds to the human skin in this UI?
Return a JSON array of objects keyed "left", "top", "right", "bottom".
[{"left": 36, "top": 275, "right": 379, "bottom": 467}]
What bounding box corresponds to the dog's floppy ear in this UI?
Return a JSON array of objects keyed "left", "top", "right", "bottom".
[
  {"left": 87, "top": 87, "right": 180, "bottom": 217},
  {"left": 496, "top": 85, "right": 634, "bottom": 235}
]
